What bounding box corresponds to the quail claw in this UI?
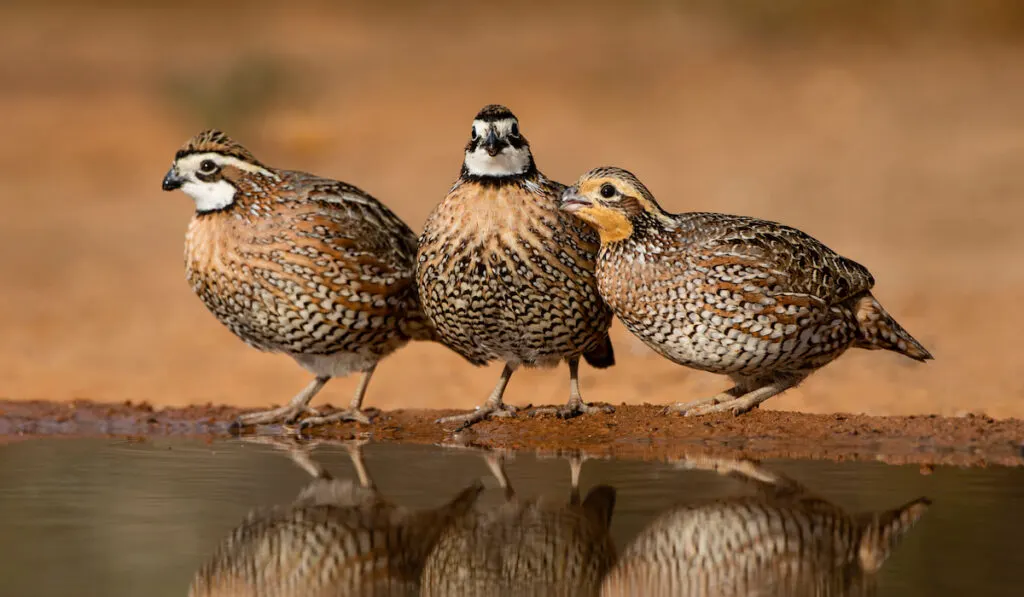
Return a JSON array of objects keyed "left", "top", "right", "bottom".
[{"left": 437, "top": 402, "right": 520, "bottom": 431}]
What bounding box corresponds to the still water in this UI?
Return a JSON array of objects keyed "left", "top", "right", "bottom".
[{"left": 0, "top": 438, "right": 1021, "bottom": 596}]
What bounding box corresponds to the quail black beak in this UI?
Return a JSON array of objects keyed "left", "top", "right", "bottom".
[
  {"left": 560, "top": 187, "right": 592, "bottom": 213},
  {"left": 482, "top": 129, "right": 502, "bottom": 157},
  {"left": 162, "top": 168, "right": 183, "bottom": 191}
]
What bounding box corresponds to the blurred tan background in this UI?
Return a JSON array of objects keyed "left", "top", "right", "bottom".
[{"left": 1, "top": 0, "right": 1022, "bottom": 417}]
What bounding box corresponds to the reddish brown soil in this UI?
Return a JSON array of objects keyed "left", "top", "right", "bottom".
[{"left": 3, "top": 400, "right": 1021, "bottom": 467}]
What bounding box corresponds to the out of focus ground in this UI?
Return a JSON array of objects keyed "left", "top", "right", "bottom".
[
  {"left": 1, "top": 2, "right": 1023, "bottom": 417},
  {"left": 1, "top": 400, "right": 1021, "bottom": 467}
]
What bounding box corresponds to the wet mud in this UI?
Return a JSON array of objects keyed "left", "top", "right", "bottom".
[{"left": 2, "top": 400, "right": 1020, "bottom": 467}]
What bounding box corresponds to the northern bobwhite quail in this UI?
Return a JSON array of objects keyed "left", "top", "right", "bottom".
[
  {"left": 161, "top": 130, "right": 435, "bottom": 430},
  {"left": 600, "top": 456, "right": 931, "bottom": 597},
  {"left": 416, "top": 105, "right": 616, "bottom": 429},
  {"left": 189, "top": 440, "right": 483, "bottom": 597},
  {"left": 560, "top": 166, "right": 933, "bottom": 416},
  {"left": 421, "top": 452, "right": 617, "bottom": 597}
]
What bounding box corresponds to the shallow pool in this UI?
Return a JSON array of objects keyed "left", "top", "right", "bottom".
[{"left": 0, "top": 438, "right": 1021, "bottom": 596}]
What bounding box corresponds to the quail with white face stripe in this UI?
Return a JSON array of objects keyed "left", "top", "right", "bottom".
[
  {"left": 162, "top": 129, "right": 437, "bottom": 430},
  {"left": 417, "top": 105, "right": 617, "bottom": 430}
]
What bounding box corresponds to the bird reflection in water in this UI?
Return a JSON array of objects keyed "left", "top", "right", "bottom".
[
  {"left": 188, "top": 438, "right": 483, "bottom": 597},
  {"left": 421, "top": 452, "right": 617, "bottom": 597},
  {"left": 600, "top": 456, "right": 931, "bottom": 597},
  {"left": 187, "top": 442, "right": 929, "bottom": 597}
]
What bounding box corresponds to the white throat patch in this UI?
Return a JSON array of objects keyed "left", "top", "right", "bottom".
[
  {"left": 464, "top": 147, "right": 531, "bottom": 177},
  {"left": 182, "top": 179, "right": 237, "bottom": 213}
]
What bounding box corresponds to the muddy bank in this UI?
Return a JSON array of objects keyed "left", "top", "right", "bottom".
[{"left": 1, "top": 400, "right": 1020, "bottom": 467}]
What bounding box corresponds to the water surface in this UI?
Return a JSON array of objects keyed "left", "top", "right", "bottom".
[{"left": 0, "top": 439, "right": 1021, "bottom": 596}]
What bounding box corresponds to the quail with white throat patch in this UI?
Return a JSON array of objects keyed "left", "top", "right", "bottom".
[
  {"left": 190, "top": 439, "right": 483, "bottom": 597},
  {"left": 561, "top": 166, "right": 932, "bottom": 417},
  {"left": 417, "top": 105, "right": 616, "bottom": 430},
  {"left": 162, "top": 130, "right": 436, "bottom": 430}
]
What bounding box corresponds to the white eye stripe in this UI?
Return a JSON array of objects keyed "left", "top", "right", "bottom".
[
  {"left": 175, "top": 152, "right": 276, "bottom": 178},
  {"left": 470, "top": 118, "right": 520, "bottom": 139}
]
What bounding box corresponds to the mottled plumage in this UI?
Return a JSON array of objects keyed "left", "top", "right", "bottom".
[
  {"left": 417, "top": 105, "right": 615, "bottom": 428},
  {"left": 422, "top": 454, "right": 617, "bottom": 597},
  {"left": 561, "top": 167, "right": 932, "bottom": 416},
  {"left": 600, "top": 457, "right": 930, "bottom": 597},
  {"left": 190, "top": 442, "right": 483, "bottom": 597},
  {"left": 162, "top": 130, "right": 434, "bottom": 428}
]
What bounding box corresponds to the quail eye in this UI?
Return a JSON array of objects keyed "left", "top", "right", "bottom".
[
  {"left": 471, "top": 127, "right": 479, "bottom": 140},
  {"left": 509, "top": 122, "right": 520, "bottom": 137},
  {"left": 199, "top": 159, "right": 218, "bottom": 173},
  {"left": 600, "top": 183, "right": 616, "bottom": 199}
]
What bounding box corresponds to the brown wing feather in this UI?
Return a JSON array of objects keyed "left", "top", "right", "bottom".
[
  {"left": 677, "top": 212, "right": 875, "bottom": 304},
  {"left": 185, "top": 169, "right": 428, "bottom": 356}
]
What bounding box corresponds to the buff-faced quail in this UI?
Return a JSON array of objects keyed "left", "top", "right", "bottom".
[
  {"left": 600, "top": 456, "right": 931, "bottom": 597},
  {"left": 416, "top": 105, "right": 616, "bottom": 429},
  {"left": 162, "top": 130, "right": 436, "bottom": 430},
  {"left": 421, "top": 452, "right": 617, "bottom": 597},
  {"left": 189, "top": 440, "right": 483, "bottom": 597},
  {"left": 560, "top": 167, "right": 933, "bottom": 416}
]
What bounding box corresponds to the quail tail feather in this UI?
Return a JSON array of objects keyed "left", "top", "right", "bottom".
[
  {"left": 583, "top": 334, "right": 616, "bottom": 369},
  {"left": 853, "top": 294, "right": 933, "bottom": 361},
  {"left": 856, "top": 497, "right": 931, "bottom": 573},
  {"left": 400, "top": 308, "right": 441, "bottom": 343}
]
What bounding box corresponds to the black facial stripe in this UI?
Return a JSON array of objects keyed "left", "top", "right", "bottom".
[
  {"left": 175, "top": 149, "right": 225, "bottom": 161},
  {"left": 195, "top": 171, "right": 221, "bottom": 183},
  {"left": 463, "top": 135, "right": 530, "bottom": 153},
  {"left": 465, "top": 138, "right": 509, "bottom": 151},
  {"left": 194, "top": 203, "right": 236, "bottom": 217},
  {"left": 473, "top": 105, "right": 517, "bottom": 121},
  {"left": 474, "top": 115, "right": 515, "bottom": 124},
  {"left": 460, "top": 165, "right": 538, "bottom": 184},
  {"left": 173, "top": 149, "right": 263, "bottom": 169}
]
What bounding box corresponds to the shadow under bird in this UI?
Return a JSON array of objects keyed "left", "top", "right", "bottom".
[
  {"left": 189, "top": 439, "right": 483, "bottom": 597},
  {"left": 560, "top": 166, "right": 933, "bottom": 416},
  {"left": 417, "top": 105, "right": 616, "bottom": 430},
  {"left": 421, "top": 452, "right": 617, "bottom": 597},
  {"left": 162, "top": 130, "right": 437, "bottom": 430},
  {"left": 600, "top": 456, "right": 931, "bottom": 597}
]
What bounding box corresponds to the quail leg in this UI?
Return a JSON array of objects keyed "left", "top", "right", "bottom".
[
  {"left": 286, "top": 444, "right": 333, "bottom": 480},
  {"left": 236, "top": 434, "right": 331, "bottom": 478},
  {"left": 232, "top": 377, "right": 330, "bottom": 431},
  {"left": 531, "top": 357, "right": 614, "bottom": 419},
  {"left": 669, "top": 374, "right": 806, "bottom": 417},
  {"left": 298, "top": 365, "right": 380, "bottom": 430},
  {"left": 672, "top": 454, "right": 807, "bottom": 500},
  {"left": 483, "top": 451, "right": 515, "bottom": 500},
  {"left": 342, "top": 440, "right": 375, "bottom": 489},
  {"left": 567, "top": 453, "right": 585, "bottom": 505},
  {"left": 662, "top": 386, "right": 743, "bottom": 416},
  {"left": 437, "top": 363, "right": 519, "bottom": 430}
]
